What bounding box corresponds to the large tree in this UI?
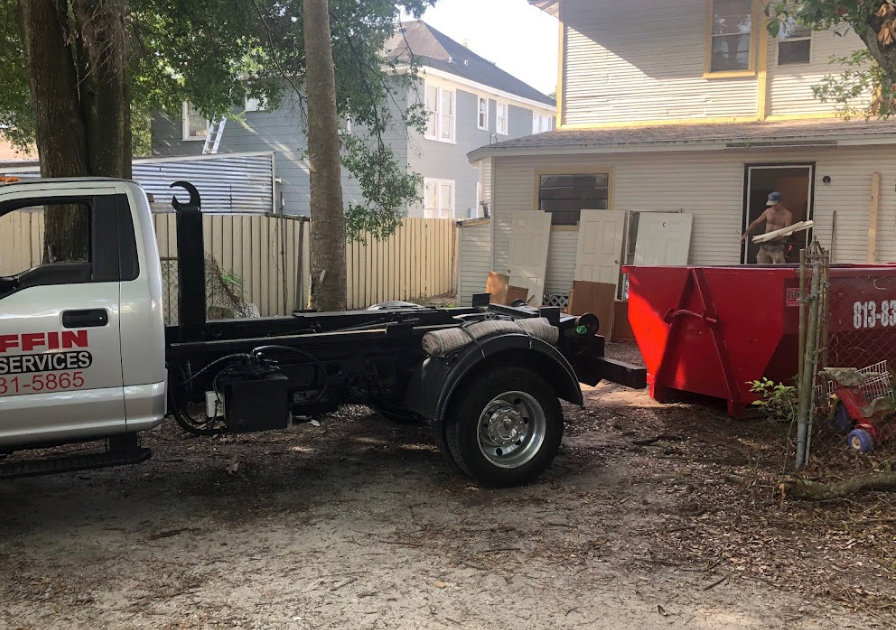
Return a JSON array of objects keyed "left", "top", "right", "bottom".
[
  {"left": 767, "top": 0, "right": 896, "bottom": 117},
  {"left": 1, "top": 0, "right": 433, "bottom": 301},
  {"left": 303, "top": 0, "right": 345, "bottom": 311}
]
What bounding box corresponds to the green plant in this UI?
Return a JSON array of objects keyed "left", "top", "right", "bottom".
[{"left": 749, "top": 378, "right": 798, "bottom": 423}]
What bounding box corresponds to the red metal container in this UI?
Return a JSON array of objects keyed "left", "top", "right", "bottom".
[{"left": 624, "top": 265, "right": 896, "bottom": 416}]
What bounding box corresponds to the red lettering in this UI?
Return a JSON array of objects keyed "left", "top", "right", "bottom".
[
  {"left": 61, "top": 330, "right": 89, "bottom": 349},
  {"left": 0, "top": 335, "right": 18, "bottom": 353},
  {"left": 47, "top": 332, "right": 60, "bottom": 350},
  {"left": 21, "top": 333, "right": 46, "bottom": 352}
]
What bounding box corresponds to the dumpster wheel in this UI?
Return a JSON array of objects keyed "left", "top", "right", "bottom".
[{"left": 445, "top": 367, "right": 563, "bottom": 488}]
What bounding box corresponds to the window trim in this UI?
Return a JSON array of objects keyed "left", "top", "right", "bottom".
[
  {"left": 182, "top": 102, "right": 210, "bottom": 142},
  {"left": 477, "top": 96, "right": 489, "bottom": 131},
  {"left": 533, "top": 167, "right": 615, "bottom": 227},
  {"left": 776, "top": 23, "right": 813, "bottom": 66},
  {"left": 703, "top": 0, "right": 759, "bottom": 78},
  {"left": 423, "top": 178, "right": 456, "bottom": 219},
  {"left": 423, "top": 83, "right": 456, "bottom": 144},
  {"left": 0, "top": 193, "right": 139, "bottom": 299},
  {"left": 496, "top": 101, "right": 509, "bottom": 136},
  {"left": 532, "top": 112, "right": 554, "bottom": 134}
]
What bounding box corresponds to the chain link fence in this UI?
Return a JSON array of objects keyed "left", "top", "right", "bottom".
[
  {"left": 161, "top": 254, "right": 252, "bottom": 326},
  {"left": 797, "top": 248, "right": 896, "bottom": 463}
]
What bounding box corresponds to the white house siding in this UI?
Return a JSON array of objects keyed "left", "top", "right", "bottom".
[
  {"left": 545, "top": 230, "right": 579, "bottom": 294},
  {"left": 457, "top": 220, "right": 492, "bottom": 306},
  {"left": 767, "top": 28, "right": 868, "bottom": 117},
  {"left": 562, "top": 0, "right": 758, "bottom": 126},
  {"left": 480, "top": 147, "right": 896, "bottom": 298}
]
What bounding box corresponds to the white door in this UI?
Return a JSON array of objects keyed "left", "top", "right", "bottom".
[
  {"left": 574, "top": 210, "right": 626, "bottom": 289},
  {"left": 633, "top": 212, "right": 693, "bottom": 266},
  {"left": 507, "top": 212, "right": 551, "bottom": 306}
]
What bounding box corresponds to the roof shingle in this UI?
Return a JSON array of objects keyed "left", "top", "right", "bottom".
[
  {"left": 386, "top": 21, "right": 555, "bottom": 106},
  {"left": 468, "top": 118, "right": 896, "bottom": 159}
]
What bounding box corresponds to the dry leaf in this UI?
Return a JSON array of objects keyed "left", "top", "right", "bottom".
[
  {"left": 434, "top": 580, "right": 447, "bottom": 589},
  {"left": 657, "top": 604, "right": 668, "bottom": 617}
]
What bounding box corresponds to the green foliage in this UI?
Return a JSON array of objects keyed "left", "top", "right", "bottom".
[
  {"left": 813, "top": 50, "right": 896, "bottom": 118},
  {"left": 749, "top": 377, "right": 798, "bottom": 423},
  {"left": 0, "top": 0, "right": 436, "bottom": 238},
  {"left": 765, "top": 1, "right": 896, "bottom": 119}
]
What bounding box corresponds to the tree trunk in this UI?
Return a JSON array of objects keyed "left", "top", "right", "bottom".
[
  {"left": 72, "top": 0, "right": 132, "bottom": 179},
  {"left": 303, "top": 0, "right": 347, "bottom": 312},
  {"left": 18, "top": 0, "right": 131, "bottom": 262}
]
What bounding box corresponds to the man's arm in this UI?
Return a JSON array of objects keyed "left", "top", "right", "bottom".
[{"left": 741, "top": 209, "right": 768, "bottom": 242}]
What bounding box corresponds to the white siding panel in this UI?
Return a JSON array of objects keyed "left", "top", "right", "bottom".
[
  {"left": 458, "top": 221, "right": 492, "bottom": 306},
  {"left": 491, "top": 148, "right": 896, "bottom": 295},
  {"left": 492, "top": 162, "right": 535, "bottom": 274},
  {"left": 563, "top": 0, "right": 757, "bottom": 126},
  {"left": 545, "top": 230, "right": 578, "bottom": 295},
  {"left": 768, "top": 29, "right": 869, "bottom": 117},
  {"left": 481, "top": 157, "right": 493, "bottom": 205}
]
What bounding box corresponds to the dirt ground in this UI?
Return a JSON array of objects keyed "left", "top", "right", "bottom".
[{"left": 1, "top": 343, "right": 894, "bottom": 629}]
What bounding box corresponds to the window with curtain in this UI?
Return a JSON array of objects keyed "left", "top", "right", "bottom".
[{"left": 709, "top": 0, "right": 753, "bottom": 73}]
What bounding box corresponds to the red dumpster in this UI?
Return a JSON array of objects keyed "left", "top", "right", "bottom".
[{"left": 624, "top": 265, "right": 896, "bottom": 416}]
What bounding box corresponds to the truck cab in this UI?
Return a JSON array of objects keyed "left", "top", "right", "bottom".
[{"left": 0, "top": 179, "right": 167, "bottom": 450}]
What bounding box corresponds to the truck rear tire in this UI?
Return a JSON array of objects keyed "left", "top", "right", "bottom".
[{"left": 445, "top": 367, "right": 563, "bottom": 487}]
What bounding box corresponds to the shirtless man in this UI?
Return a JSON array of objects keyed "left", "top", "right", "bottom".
[{"left": 741, "top": 191, "right": 793, "bottom": 264}]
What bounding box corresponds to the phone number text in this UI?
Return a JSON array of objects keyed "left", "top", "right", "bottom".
[{"left": 0, "top": 371, "right": 85, "bottom": 396}]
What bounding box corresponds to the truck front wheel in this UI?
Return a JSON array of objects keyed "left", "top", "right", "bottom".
[{"left": 445, "top": 367, "right": 563, "bottom": 487}]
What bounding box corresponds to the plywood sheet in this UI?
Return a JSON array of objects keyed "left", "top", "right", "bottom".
[
  {"left": 506, "top": 286, "right": 529, "bottom": 305},
  {"left": 486, "top": 271, "right": 510, "bottom": 305},
  {"left": 568, "top": 280, "right": 616, "bottom": 339}
]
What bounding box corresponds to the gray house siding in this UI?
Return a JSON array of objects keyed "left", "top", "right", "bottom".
[
  {"left": 151, "top": 97, "right": 370, "bottom": 216},
  {"left": 407, "top": 84, "right": 551, "bottom": 218},
  {"left": 152, "top": 79, "right": 550, "bottom": 220}
]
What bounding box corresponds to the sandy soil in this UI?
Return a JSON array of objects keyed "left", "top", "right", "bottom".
[{"left": 0, "top": 344, "right": 893, "bottom": 629}]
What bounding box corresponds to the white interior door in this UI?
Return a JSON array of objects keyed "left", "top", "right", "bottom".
[
  {"left": 507, "top": 212, "right": 551, "bottom": 306},
  {"left": 633, "top": 212, "right": 693, "bottom": 266},
  {"left": 574, "top": 209, "right": 626, "bottom": 289}
]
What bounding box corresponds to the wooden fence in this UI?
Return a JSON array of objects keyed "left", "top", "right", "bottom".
[{"left": 2, "top": 211, "right": 457, "bottom": 317}]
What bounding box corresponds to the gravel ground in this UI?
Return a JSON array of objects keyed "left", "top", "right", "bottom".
[{"left": 0, "top": 343, "right": 894, "bottom": 629}]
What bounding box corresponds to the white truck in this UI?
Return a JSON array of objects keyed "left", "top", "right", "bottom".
[{"left": 0, "top": 178, "right": 644, "bottom": 486}]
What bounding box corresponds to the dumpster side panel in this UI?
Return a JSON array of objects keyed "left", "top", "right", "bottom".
[
  {"left": 627, "top": 265, "right": 800, "bottom": 413},
  {"left": 828, "top": 269, "right": 896, "bottom": 368}
]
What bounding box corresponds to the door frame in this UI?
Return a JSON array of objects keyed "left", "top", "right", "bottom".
[{"left": 741, "top": 162, "right": 816, "bottom": 264}]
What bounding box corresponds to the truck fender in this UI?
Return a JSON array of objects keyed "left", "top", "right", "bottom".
[{"left": 403, "top": 333, "right": 584, "bottom": 422}]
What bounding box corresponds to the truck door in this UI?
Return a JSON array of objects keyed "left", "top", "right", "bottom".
[{"left": 0, "top": 193, "right": 130, "bottom": 447}]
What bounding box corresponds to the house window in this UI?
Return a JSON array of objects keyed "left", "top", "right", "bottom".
[
  {"left": 778, "top": 18, "right": 812, "bottom": 65},
  {"left": 424, "top": 178, "right": 455, "bottom": 218},
  {"left": 496, "top": 102, "right": 509, "bottom": 135},
  {"left": 532, "top": 113, "right": 553, "bottom": 134},
  {"left": 478, "top": 96, "right": 489, "bottom": 130},
  {"left": 538, "top": 173, "right": 610, "bottom": 226},
  {"left": 182, "top": 102, "right": 209, "bottom": 141},
  {"left": 708, "top": 0, "right": 753, "bottom": 73},
  {"left": 425, "top": 84, "right": 455, "bottom": 143},
  {"left": 245, "top": 97, "right": 267, "bottom": 112}
]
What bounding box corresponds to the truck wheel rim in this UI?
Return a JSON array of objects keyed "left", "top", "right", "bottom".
[{"left": 477, "top": 391, "right": 546, "bottom": 469}]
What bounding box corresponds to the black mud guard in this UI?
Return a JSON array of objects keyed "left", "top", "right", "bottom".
[{"left": 403, "top": 332, "right": 584, "bottom": 422}]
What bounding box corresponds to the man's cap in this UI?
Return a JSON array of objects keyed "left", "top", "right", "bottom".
[{"left": 767, "top": 191, "right": 783, "bottom": 206}]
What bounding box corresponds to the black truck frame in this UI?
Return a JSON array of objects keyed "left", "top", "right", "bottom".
[{"left": 162, "top": 183, "right": 645, "bottom": 487}]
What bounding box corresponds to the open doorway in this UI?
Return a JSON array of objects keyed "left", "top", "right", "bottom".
[{"left": 742, "top": 164, "right": 814, "bottom": 264}]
